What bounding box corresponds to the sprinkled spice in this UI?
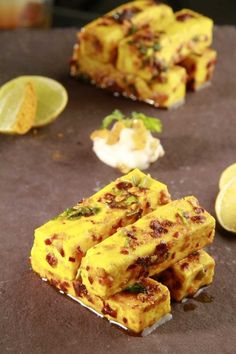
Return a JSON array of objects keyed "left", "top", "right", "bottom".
[
  {"left": 69, "top": 257, "right": 76, "bottom": 262},
  {"left": 73, "top": 282, "right": 88, "bottom": 298},
  {"left": 116, "top": 181, "right": 133, "bottom": 190},
  {"left": 180, "top": 262, "right": 189, "bottom": 270},
  {"left": 44, "top": 238, "right": 52, "bottom": 245},
  {"left": 102, "top": 304, "right": 117, "bottom": 318},
  {"left": 59, "top": 249, "right": 65, "bottom": 257},
  {"left": 191, "top": 215, "right": 206, "bottom": 223},
  {"left": 46, "top": 253, "right": 58, "bottom": 267}
]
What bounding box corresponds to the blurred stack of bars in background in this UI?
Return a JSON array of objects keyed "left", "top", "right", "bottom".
[{"left": 0, "top": 0, "right": 235, "bottom": 29}]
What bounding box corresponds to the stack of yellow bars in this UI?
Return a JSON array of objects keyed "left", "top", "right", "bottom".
[
  {"left": 70, "top": 1, "right": 217, "bottom": 108},
  {"left": 31, "top": 169, "right": 216, "bottom": 335}
]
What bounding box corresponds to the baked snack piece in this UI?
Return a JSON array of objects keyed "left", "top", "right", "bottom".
[
  {"left": 70, "top": 1, "right": 216, "bottom": 108},
  {"left": 31, "top": 169, "right": 170, "bottom": 281},
  {"left": 80, "top": 196, "right": 215, "bottom": 298},
  {"left": 71, "top": 277, "right": 171, "bottom": 334},
  {"left": 180, "top": 48, "right": 217, "bottom": 91},
  {"left": 157, "top": 249, "right": 215, "bottom": 301}
]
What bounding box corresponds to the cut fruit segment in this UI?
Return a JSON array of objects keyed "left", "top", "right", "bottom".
[
  {"left": 0, "top": 76, "right": 68, "bottom": 127},
  {"left": 0, "top": 81, "right": 37, "bottom": 134},
  {"left": 215, "top": 177, "right": 236, "bottom": 233},
  {"left": 219, "top": 163, "right": 236, "bottom": 190}
]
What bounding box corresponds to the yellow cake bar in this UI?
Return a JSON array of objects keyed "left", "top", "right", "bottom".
[
  {"left": 156, "top": 249, "right": 215, "bottom": 301},
  {"left": 72, "top": 277, "right": 171, "bottom": 334},
  {"left": 80, "top": 196, "right": 215, "bottom": 298},
  {"left": 31, "top": 169, "right": 170, "bottom": 281},
  {"left": 180, "top": 48, "right": 217, "bottom": 91},
  {"left": 117, "top": 9, "right": 213, "bottom": 79},
  {"left": 78, "top": 1, "right": 174, "bottom": 64},
  {"left": 38, "top": 273, "right": 171, "bottom": 334}
]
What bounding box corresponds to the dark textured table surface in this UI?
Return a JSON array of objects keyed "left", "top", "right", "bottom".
[{"left": 0, "top": 27, "right": 236, "bottom": 354}]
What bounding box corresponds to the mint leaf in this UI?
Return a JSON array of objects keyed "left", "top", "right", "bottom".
[
  {"left": 131, "top": 112, "right": 162, "bottom": 133},
  {"left": 125, "top": 283, "right": 147, "bottom": 294},
  {"left": 102, "top": 109, "right": 124, "bottom": 129}
]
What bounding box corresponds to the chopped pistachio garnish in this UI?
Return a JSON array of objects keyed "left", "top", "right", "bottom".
[{"left": 62, "top": 206, "right": 101, "bottom": 220}]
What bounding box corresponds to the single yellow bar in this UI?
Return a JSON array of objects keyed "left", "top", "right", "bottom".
[
  {"left": 80, "top": 196, "right": 215, "bottom": 298},
  {"left": 134, "top": 66, "right": 186, "bottom": 108},
  {"left": 31, "top": 169, "right": 170, "bottom": 282},
  {"left": 157, "top": 250, "right": 215, "bottom": 301},
  {"left": 41, "top": 274, "right": 171, "bottom": 334},
  {"left": 179, "top": 48, "right": 217, "bottom": 91},
  {"left": 78, "top": 1, "right": 174, "bottom": 64},
  {"left": 116, "top": 9, "right": 213, "bottom": 80},
  {"left": 72, "top": 277, "right": 171, "bottom": 334}
]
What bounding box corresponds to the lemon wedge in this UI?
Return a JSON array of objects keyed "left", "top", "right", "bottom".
[
  {"left": 0, "top": 81, "right": 37, "bottom": 134},
  {"left": 219, "top": 163, "right": 236, "bottom": 190},
  {"left": 0, "top": 76, "right": 68, "bottom": 128},
  {"left": 215, "top": 177, "right": 236, "bottom": 233}
]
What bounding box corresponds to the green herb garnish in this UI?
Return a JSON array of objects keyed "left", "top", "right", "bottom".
[
  {"left": 125, "top": 283, "right": 147, "bottom": 294},
  {"left": 63, "top": 206, "right": 100, "bottom": 220},
  {"left": 101, "top": 109, "right": 162, "bottom": 133},
  {"left": 102, "top": 109, "right": 124, "bottom": 129},
  {"left": 153, "top": 43, "right": 162, "bottom": 51}
]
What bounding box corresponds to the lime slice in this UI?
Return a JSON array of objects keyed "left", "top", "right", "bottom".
[
  {"left": 219, "top": 163, "right": 236, "bottom": 190},
  {"left": 215, "top": 177, "right": 236, "bottom": 233},
  {"left": 0, "top": 81, "right": 37, "bottom": 134},
  {"left": 0, "top": 76, "right": 68, "bottom": 127}
]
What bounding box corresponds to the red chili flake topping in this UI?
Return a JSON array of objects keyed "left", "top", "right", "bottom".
[
  {"left": 120, "top": 248, "right": 129, "bottom": 255},
  {"left": 180, "top": 262, "right": 189, "bottom": 270},
  {"left": 171, "top": 252, "right": 176, "bottom": 259},
  {"left": 136, "top": 256, "right": 152, "bottom": 267},
  {"left": 123, "top": 317, "right": 128, "bottom": 324},
  {"left": 159, "top": 190, "right": 170, "bottom": 205},
  {"left": 59, "top": 248, "right": 65, "bottom": 257},
  {"left": 68, "top": 257, "right": 76, "bottom": 262},
  {"left": 73, "top": 282, "right": 87, "bottom": 298},
  {"left": 150, "top": 220, "right": 168, "bottom": 237},
  {"left": 60, "top": 281, "right": 69, "bottom": 292},
  {"left": 102, "top": 304, "right": 117, "bottom": 318},
  {"left": 46, "top": 253, "right": 58, "bottom": 268},
  {"left": 154, "top": 243, "right": 169, "bottom": 262},
  {"left": 116, "top": 181, "right": 133, "bottom": 190},
  {"left": 101, "top": 193, "right": 115, "bottom": 202},
  {"left": 88, "top": 276, "right": 94, "bottom": 284},
  {"left": 86, "top": 266, "right": 90, "bottom": 271},
  {"left": 50, "top": 279, "right": 59, "bottom": 287},
  {"left": 173, "top": 232, "right": 180, "bottom": 238},
  {"left": 161, "top": 220, "right": 175, "bottom": 228},
  {"left": 76, "top": 246, "right": 84, "bottom": 259},
  {"left": 44, "top": 238, "right": 52, "bottom": 245},
  {"left": 191, "top": 215, "right": 206, "bottom": 223},
  {"left": 176, "top": 13, "right": 195, "bottom": 21},
  {"left": 127, "top": 263, "right": 138, "bottom": 271},
  {"left": 126, "top": 230, "right": 137, "bottom": 240}
]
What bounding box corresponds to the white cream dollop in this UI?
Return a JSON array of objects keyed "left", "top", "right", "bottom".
[{"left": 92, "top": 127, "right": 164, "bottom": 172}]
